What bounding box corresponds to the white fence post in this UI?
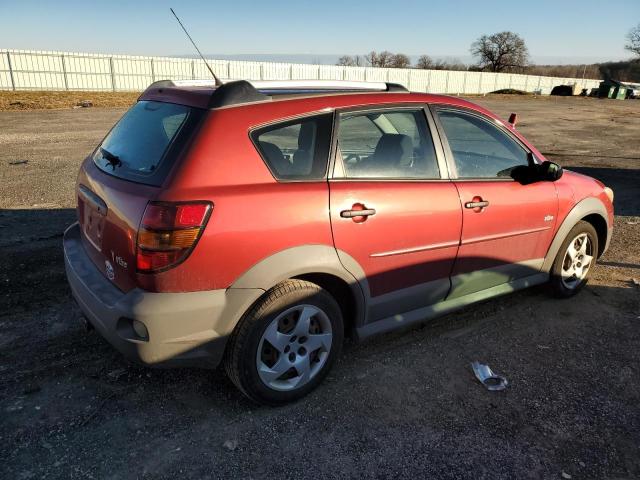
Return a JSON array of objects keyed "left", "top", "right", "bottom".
[
  {"left": 60, "top": 54, "right": 68, "bottom": 91},
  {"left": 6, "top": 51, "right": 16, "bottom": 90},
  {"left": 478, "top": 71, "right": 483, "bottom": 94},
  {"left": 150, "top": 58, "right": 155, "bottom": 83},
  {"left": 191, "top": 60, "right": 195, "bottom": 80},
  {"left": 109, "top": 57, "right": 116, "bottom": 92}
]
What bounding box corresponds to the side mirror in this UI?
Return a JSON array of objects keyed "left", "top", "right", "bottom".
[
  {"left": 510, "top": 160, "right": 563, "bottom": 184},
  {"left": 540, "top": 160, "right": 563, "bottom": 181}
]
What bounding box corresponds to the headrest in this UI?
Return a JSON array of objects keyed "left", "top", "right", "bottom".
[
  {"left": 373, "top": 134, "right": 412, "bottom": 161},
  {"left": 298, "top": 121, "right": 316, "bottom": 151}
]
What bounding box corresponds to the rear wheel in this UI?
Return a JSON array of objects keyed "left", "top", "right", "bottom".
[
  {"left": 550, "top": 221, "right": 598, "bottom": 298},
  {"left": 224, "top": 280, "right": 343, "bottom": 405}
]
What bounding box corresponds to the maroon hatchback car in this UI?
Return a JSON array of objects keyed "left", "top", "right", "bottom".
[{"left": 63, "top": 79, "right": 614, "bottom": 404}]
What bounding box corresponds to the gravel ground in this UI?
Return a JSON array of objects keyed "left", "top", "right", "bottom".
[{"left": 0, "top": 96, "right": 639, "bottom": 479}]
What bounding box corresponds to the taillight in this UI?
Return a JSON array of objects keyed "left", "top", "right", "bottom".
[{"left": 136, "top": 201, "right": 212, "bottom": 273}]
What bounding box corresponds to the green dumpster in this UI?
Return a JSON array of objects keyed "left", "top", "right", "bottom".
[
  {"left": 613, "top": 86, "right": 627, "bottom": 100},
  {"left": 599, "top": 83, "right": 616, "bottom": 98}
]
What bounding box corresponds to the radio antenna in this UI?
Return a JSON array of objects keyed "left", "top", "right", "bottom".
[{"left": 170, "top": 8, "right": 222, "bottom": 86}]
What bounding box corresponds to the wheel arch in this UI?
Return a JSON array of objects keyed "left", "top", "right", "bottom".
[
  {"left": 542, "top": 197, "right": 610, "bottom": 272},
  {"left": 293, "top": 272, "right": 358, "bottom": 338},
  {"left": 581, "top": 213, "right": 608, "bottom": 257},
  {"left": 230, "top": 245, "right": 367, "bottom": 333}
]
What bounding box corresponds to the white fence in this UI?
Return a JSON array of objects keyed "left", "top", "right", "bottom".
[{"left": 0, "top": 49, "right": 601, "bottom": 95}]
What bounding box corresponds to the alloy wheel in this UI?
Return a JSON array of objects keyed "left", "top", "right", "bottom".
[
  {"left": 256, "top": 304, "right": 333, "bottom": 391},
  {"left": 561, "top": 233, "right": 594, "bottom": 289}
]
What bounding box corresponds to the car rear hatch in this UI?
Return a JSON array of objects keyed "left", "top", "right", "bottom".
[{"left": 76, "top": 100, "right": 205, "bottom": 292}]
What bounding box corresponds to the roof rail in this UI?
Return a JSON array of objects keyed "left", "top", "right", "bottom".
[
  {"left": 249, "top": 80, "right": 407, "bottom": 93},
  {"left": 144, "top": 79, "right": 409, "bottom": 108}
]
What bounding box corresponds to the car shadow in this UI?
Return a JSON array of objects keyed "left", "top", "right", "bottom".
[{"left": 563, "top": 165, "right": 640, "bottom": 217}]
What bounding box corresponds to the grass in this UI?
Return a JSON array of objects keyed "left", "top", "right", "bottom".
[{"left": 0, "top": 91, "right": 139, "bottom": 110}]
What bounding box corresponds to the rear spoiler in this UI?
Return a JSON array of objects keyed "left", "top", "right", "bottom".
[{"left": 141, "top": 79, "right": 409, "bottom": 109}]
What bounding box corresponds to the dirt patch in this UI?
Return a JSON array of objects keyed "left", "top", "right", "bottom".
[
  {"left": 0, "top": 91, "right": 138, "bottom": 111},
  {"left": 490, "top": 89, "right": 533, "bottom": 95},
  {"left": 0, "top": 96, "right": 639, "bottom": 479}
]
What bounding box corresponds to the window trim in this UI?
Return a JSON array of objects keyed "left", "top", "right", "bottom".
[
  {"left": 429, "top": 104, "right": 535, "bottom": 182},
  {"left": 248, "top": 110, "right": 335, "bottom": 183},
  {"left": 329, "top": 103, "right": 450, "bottom": 182}
]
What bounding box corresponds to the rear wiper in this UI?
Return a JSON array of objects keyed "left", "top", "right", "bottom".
[{"left": 99, "top": 147, "right": 122, "bottom": 170}]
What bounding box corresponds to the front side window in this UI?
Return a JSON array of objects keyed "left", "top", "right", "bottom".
[
  {"left": 252, "top": 114, "right": 333, "bottom": 180},
  {"left": 337, "top": 109, "right": 439, "bottom": 179},
  {"left": 436, "top": 109, "right": 530, "bottom": 178}
]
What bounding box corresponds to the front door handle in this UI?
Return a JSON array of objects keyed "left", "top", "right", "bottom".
[
  {"left": 340, "top": 203, "right": 376, "bottom": 223},
  {"left": 340, "top": 208, "right": 376, "bottom": 218},
  {"left": 465, "top": 201, "right": 489, "bottom": 209}
]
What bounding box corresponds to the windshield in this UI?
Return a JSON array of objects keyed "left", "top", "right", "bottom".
[{"left": 93, "top": 101, "right": 201, "bottom": 185}]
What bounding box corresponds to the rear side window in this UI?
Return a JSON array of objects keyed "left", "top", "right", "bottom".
[
  {"left": 337, "top": 109, "right": 439, "bottom": 179},
  {"left": 93, "top": 101, "right": 203, "bottom": 186},
  {"left": 251, "top": 114, "right": 333, "bottom": 180},
  {"left": 436, "top": 109, "right": 529, "bottom": 178}
]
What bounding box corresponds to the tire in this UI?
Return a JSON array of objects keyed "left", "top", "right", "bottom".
[
  {"left": 224, "top": 280, "right": 344, "bottom": 405},
  {"left": 549, "top": 220, "right": 598, "bottom": 298}
]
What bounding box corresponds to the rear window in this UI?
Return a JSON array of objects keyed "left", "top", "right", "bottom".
[{"left": 93, "top": 101, "right": 203, "bottom": 185}]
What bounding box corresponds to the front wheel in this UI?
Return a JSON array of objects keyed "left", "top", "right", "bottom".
[
  {"left": 550, "top": 221, "right": 598, "bottom": 298},
  {"left": 224, "top": 280, "right": 343, "bottom": 405}
]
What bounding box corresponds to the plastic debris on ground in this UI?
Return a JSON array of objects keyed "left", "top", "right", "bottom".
[{"left": 471, "top": 361, "right": 509, "bottom": 391}]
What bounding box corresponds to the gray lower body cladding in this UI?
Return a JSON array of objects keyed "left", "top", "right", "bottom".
[{"left": 63, "top": 223, "right": 263, "bottom": 368}]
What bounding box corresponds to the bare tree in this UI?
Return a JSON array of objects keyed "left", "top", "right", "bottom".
[
  {"left": 339, "top": 51, "right": 412, "bottom": 68},
  {"left": 471, "top": 31, "right": 529, "bottom": 72},
  {"left": 365, "top": 51, "right": 396, "bottom": 67},
  {"left": 364, "top": 51, "right": 378, "bottom": 67},
  {"left": 377, "top": 51, "right": 394, "bottom": 67},
  {"left": 336, "top": 55, "right": 364, "bottom": 67},
  {"left": 415, "top": 55, "right": 433, "bottom": 69},
  {"left": 378, "top": 51, "right": 394, "bottom": 67},
  {"left": 626, "top": 23, "right": 640, "bottom": 56},
  {"left": 390, "top": 53, "right": 411, "bottom": 68}
]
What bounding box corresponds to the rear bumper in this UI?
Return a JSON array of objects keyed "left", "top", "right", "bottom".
[{"left": 63, "top": 223, "right": 264, "bottom": 368}]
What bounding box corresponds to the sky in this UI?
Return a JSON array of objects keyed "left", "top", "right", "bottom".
[{"left": 0, "top": 0, "right": 638, "bottom": 65}]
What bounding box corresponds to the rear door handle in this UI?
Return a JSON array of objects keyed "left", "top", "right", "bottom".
[
  {"left": 465, "top": 201, "right": 489, "bottom": 209},
  {"left": 340, "top": 208, "right": 376, "bottom": 218}
]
